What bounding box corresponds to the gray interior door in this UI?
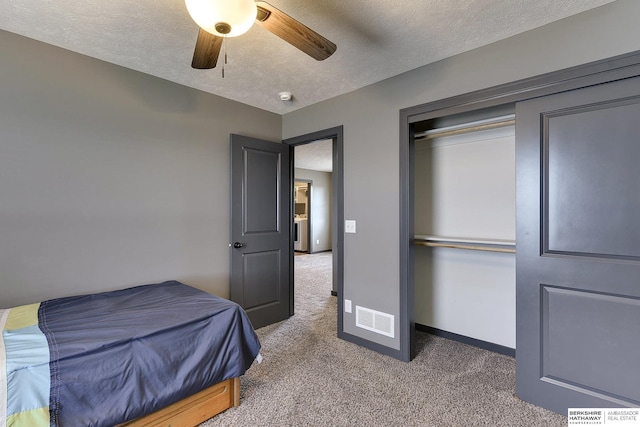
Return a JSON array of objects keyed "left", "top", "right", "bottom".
[
  {"left": 516, "top": 77, "right": 640, "bottom": 413},
  {"left": 230, "top": 134, "right": 291, "bottom": 329}
]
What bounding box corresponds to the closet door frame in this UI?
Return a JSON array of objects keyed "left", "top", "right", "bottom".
[{"left": 398, "top": 50, "right": 640, "bottom": 362}]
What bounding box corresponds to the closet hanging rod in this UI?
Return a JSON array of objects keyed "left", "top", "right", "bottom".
[
  {"left": 415, "top": 241, "right": 516, "bottom": 253},
  {"left": 414, "top": 114, "right": 515, "bottom": 140},
  {"left": 413, "top": 235, "right": 516, "bottom": 254}
]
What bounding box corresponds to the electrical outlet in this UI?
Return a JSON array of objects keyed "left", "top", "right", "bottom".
[
  {"left": 316, "top": 239, "right": 320, "bottom": 244},
  {"left": 344, "top": 299, "right": 352, "bottom": 313}
]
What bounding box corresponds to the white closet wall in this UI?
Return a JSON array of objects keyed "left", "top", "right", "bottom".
[{"left": 414, "top": 124, "right": 516, "bottom": 348}]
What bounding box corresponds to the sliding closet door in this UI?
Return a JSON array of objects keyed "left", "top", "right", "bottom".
[{"left": 516, "top": 76, "right": 640, "bottom": 413}]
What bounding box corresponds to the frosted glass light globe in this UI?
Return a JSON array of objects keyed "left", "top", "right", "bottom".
[{"left": 185, "top": 0, "right": 257, "bottom": 37}]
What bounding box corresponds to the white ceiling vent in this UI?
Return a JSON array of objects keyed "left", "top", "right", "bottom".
[{"left": 355, "top": 306, "right": 394, "bottom": 338}]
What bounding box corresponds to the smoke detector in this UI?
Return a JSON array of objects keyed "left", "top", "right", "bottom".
[{"left": 279, "top": 91, "right": 293, "bottom": 101}]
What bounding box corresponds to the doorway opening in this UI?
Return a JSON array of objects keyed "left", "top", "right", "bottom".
[
  {"left": 284, "top": 126, "right": 344, "bottom": 332},
  {"left": 292, "top": 140, "right": 333, "bottom": 295}
]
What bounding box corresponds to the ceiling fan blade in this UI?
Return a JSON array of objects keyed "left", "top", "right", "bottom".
[
  {"left": 191, "top": 28, "right": 223, "bottom": 69},
  {"left": 255, "top": 1, "right": 336, "bottom": 61}
]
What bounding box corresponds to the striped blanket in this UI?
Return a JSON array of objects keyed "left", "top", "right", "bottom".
[{"left": 1, "top": 303, "right": 49, "bottom": 425}]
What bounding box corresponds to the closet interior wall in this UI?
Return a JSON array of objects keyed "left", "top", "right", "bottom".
[{"left": 413, "top": 105, "right": 517, "bottom": 349}]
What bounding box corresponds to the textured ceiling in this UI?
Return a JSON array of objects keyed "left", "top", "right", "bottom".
[
  {"left": 0, "top": 0, "right": 615, "bottom": 115},
  {"left": 295, "top": 139, "right": 333, "bottom": 172}
]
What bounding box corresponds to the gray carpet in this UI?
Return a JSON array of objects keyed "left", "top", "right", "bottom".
[{"left": 200, "top": 251, "right": 567, "bottom": 426}]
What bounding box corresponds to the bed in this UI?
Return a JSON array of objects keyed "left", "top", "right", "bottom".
[{"left": 0, "top": 281, "right": 261, "bottom": 427}]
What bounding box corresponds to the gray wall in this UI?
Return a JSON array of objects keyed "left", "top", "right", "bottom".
[
  {"left": 294, "top": 168, "right": 332, "bottom": 253},
  {"left": 0, "top": 30, "right": 281, "bottom": 308},
  {"left": 282, "top": 0, "right": 640, "bottom": 350},
  {"left": 3, "top": 0, "right": 640, "bottom": 354}
]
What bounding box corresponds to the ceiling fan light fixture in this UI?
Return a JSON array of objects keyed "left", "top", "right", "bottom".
[{"left": 185, "top": 0, "right": 257, "bottom": 37}]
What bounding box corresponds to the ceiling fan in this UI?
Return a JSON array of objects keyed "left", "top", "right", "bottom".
[{"left": 185, "top": 0, "right": 337, "bottom": 69}]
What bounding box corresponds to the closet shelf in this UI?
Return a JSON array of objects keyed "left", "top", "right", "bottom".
[
  {"left": 413, "top": 235, "right": 516, "bottom": 253},
  {"left": 413, "top": 114, "right": 515, "bottom": 140}
]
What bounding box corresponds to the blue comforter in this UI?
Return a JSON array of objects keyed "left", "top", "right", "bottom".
[{"left": 1, "top": 281, "right": 261, "bottom": 427}]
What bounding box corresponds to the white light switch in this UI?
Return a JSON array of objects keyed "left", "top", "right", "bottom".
[
  {"left": 345, "top": 220, "right": 356, "bottom": 233},
  {"left": 345, "top": 299, "right": 352, "bottom": 313}
]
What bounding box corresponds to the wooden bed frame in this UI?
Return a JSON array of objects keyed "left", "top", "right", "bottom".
[{"left": 118, "top": 377, "right": 240, "bottom": 427}]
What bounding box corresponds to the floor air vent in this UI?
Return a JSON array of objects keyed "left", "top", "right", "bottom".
[{"left": 355, "top": 306, "right": 394, "bottom": 338}]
